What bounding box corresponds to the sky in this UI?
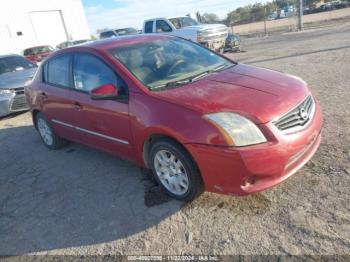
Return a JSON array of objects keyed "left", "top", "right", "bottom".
[{"left": 82, "top": 0, "right": 266, "bottom": 35}]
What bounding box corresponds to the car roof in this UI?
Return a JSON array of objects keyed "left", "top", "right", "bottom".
[
  {"left": 81, "top": 34, "right": 173, "bottom": 50},
  {"left": 100, "top": 27, "right": 136, "bottom": 33},
  {"left": 144, "top": 17, "right": 167, "bottom": 22}
]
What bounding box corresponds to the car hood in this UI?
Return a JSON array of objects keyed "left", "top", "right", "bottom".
[
  {"left": 0, "top": 68, "right": 37, "bottom": 89},
  {"left": 152, "top": 64, "right": 309, "bottom": 124},
  {"left": 184, "top": 24, "right": 227, "bottom": 31}
]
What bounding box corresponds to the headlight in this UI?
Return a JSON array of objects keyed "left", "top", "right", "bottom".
[
  {"left": 0, "top": 89, "right": 13, "bottom": 95},
  {"left": 197, "top": 31, "right": 205, "bottom": 42},
  {"left": 205, "top": 112, "right": 267, "bottom": 146}
]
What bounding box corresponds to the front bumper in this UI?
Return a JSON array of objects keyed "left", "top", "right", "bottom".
[
  {"left": 0, "top": 91, "right": 29, "bottom": 117},
  {"left": 200, "top": 40, "right": 226, "bottom": 51},
  {"left": 224, "top": 43, "right": 241, "bottom": 52},
  {"left": 186, "top": 100, "right": 323, "bottom": 196}
]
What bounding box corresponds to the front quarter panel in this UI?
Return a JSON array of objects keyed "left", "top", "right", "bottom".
[{"left": 129, "top": 91, "right": 228, "bottom": 166}]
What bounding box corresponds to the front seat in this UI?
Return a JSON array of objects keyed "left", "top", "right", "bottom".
[{"left": 126, "top": 50, "right": 154, "bottom": 84}]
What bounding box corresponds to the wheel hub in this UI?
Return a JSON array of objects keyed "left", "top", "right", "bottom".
[{"left": 154, "top": 150, "right": 189, "bottom": 196}]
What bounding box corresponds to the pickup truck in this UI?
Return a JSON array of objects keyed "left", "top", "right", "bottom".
[{"left": 142, "top": 16, "right": 228, "bottom": 52}]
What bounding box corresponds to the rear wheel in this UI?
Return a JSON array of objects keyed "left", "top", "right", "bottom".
[
  {"left": 149, "top": 139, "right": 203, "bottom": 202},
  {"left": 35, "top": 112, "right": 68, "bottom": 149}
]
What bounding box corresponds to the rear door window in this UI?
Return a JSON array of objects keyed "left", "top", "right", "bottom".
[
  {"left": 144, "top": 21, "right": 154, "bottom": 33},
  {"left": 45, "top": 55, "right": 71, "bottom": 87}
]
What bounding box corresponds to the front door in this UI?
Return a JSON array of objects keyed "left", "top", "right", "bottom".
[{"left": 70, "top": 53, "right": 134, "bottom": 161}]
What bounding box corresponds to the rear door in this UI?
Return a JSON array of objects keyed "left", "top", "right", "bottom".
[
  {"left": 40, "top": 54, "right": 81, "bottom": 141},
  {"left": 70, "top": 52, "right": 134, "bottom": 160}
]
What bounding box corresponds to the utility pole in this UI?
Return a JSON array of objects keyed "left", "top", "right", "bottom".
[
  {"left": 298, "top": 0, "right": 304, "bottom": 30},
  {"left": 264, "top": 5, "right": 268, "bottom": 36}
]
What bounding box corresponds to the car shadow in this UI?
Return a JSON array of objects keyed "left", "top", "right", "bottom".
[
  {"left": 0, "top": 124, "right": 273, "bottom": 255},
  {"left": 0, "top": 125, "right": 180, "bottom": 255},
  {"left": 0, "top": 111, "right": 29, "bottom": 121}
]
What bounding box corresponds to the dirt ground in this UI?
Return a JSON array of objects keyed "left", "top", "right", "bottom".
[{"left": 0, "top": 20, "right": 350, "bottom": 257}]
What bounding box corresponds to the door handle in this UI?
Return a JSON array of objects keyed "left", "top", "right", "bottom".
[
  {"left": 73, "top": 102, "right": 82, "bottom": 110},
  {"left": 40, "top": 92, "right": 48, "bottom": 99}
]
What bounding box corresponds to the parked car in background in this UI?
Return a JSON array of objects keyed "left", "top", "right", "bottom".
[
  {"left": 224, "top": 33, "right": 242, "bottom": 52},
  {"left": 143, "top": 17, "right": 228, "bottom": 52},
  {"left": 25, "top": 35, "right": 322, "bottom": 201},
  {"left": 56, "top": 39, "right": 91, "bottom": 49},
  {"left": 23, "top": 45, "right": 55, "bottom": 64},
  {"left": 0, "top": 54, "right": 37, "bottom": 117},
  {"left": 99, "top": 27, "right": 139, "bottom": 39}
]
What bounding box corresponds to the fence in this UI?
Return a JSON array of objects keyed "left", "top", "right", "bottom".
[{"left": 231, "top": 7, "right": 350, "bottom": 36}]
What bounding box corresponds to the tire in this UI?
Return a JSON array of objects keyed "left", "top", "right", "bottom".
[
  {"left": 35, "top": 112, "right": 68, "bottom": 149},
  {"left": 149, "top": 138, "right": 203, "bottom": 202}
]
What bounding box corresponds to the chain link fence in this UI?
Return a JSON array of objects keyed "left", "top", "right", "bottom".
[{"left": 228, "top": 3, "right": 350, "bottom": 36}]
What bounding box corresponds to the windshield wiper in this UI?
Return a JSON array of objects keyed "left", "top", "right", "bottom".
[
  {"left": 212, "top": 64, "right": 229, "bottom": 72},
  {"left": 151, "top": 63, "right": 234, "bottom": 90}
]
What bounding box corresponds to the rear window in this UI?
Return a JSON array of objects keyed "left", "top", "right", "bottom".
[
  {"left": 44, "top": 55, "right": 70, "bottom": 87},
  {"left": 144, "top": 21, "right": 153, "bottom": 33},
  {"left": 100, "top": 31, "right": 116, "bottom": 39}
]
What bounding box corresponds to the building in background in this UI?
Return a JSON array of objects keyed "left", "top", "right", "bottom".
[{"left": 0, "top": 0, "right": 90, "bottom": 54}]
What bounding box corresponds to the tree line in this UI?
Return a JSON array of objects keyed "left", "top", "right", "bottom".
[{"left": 200, "top": 0, "right": 329, "bottom": 25}]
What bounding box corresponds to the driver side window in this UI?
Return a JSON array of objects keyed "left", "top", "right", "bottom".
[
  {"left": 73, "top": 53, "right": 127, "bottom": 97},
  {"left": 156, "top": 20, "right": 172, "bottom": 33}
]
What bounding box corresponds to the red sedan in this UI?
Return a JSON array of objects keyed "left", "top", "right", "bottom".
[
  {"left": 25, "top": 35, "right": 323, "bottom": 201},
  {"left": 23, "top": 45, "right": 55, "bottom": 64}
]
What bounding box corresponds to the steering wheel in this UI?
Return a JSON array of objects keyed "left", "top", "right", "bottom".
[{"left": 167, "top": 59, "right": 185, "bottom": 76}]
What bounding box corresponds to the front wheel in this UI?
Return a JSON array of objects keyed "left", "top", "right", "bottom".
[
  {"left": 149, "top": 139, "right": 203, "bottom": 202},
  {"left": 35, "top": 112, "right": 68, "bottom": 149}
]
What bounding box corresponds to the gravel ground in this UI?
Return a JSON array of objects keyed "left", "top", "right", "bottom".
[{"left": 0, "top": 20, "right": 350, "bottom": 257}]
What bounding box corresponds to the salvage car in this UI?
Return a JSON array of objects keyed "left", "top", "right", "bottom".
[
  {"left": 25, "top": 35, "right": 323, "bottom": 201},
  {"left": 56, "top": 39, "right": 91, "bottom": 49},
  {"left": 99, "top": 27, "right": 139, "bottom": 39},
  {"left": 0, "top": 54, "right": 37, "bottom": 117},
  {"left": 224, "top": 32, "right": 242, "bottom": 52},
  {"left": 23, "top": 45, "right": 55, "bottom": 64}
]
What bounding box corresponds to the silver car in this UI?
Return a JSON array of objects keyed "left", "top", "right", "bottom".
[{"left": 0, "top": 55, "right": 37, "bottom": 117}]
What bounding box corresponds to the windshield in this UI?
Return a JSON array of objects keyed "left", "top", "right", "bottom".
[
  {"left": 116, "top": 28, "right": 138, "bottom": 35},
  {"left": 169, "top": 17, "right": 199, "bottom": 29},
  {"left": 0, "top": 56, "right": 37, "bottom": 75},
  {"left": 25, "top": 46, "right": 54, "bottom": 55},
  {"left": 110, "top": 38, "right": 234, "bottom": 90}
]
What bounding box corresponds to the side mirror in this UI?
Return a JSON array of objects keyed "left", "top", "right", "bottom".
[{"left": 90, "top": 84, "right": 119, "bottom": 100}]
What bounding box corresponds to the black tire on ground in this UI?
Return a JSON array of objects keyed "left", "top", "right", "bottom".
[
  {"left": 35, "top": 112, "right": 68, "bottom": 150},
  {"left": 149, "top": 138, "right": 204, "bottom": 202}
]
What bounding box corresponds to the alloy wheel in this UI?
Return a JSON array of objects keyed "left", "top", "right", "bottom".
[{"left": 154, "top": 150, "right": 189, "bottom": 196}]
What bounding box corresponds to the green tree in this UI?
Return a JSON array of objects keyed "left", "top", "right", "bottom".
[{"left": 201, "top": 13, "right": 220, "bottom": 24}]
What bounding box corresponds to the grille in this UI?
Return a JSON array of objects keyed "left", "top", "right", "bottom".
[
  {"left": 10, "top": 94, "right": 29, "bottom": 111},
  {"left": 202, "top": 27, "right": 228, "bottom": 41},
  {"left": 13, "top": 87, "right": 25, "bottom": 95},
  {"left": 274, "top": 95, "right": 314, "bottom": 131}
]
